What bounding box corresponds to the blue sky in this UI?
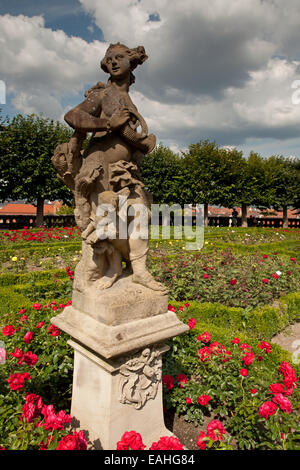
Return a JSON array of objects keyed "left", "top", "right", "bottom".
[
  {"left": 0, "top": 0, "right": 103, "bottom": 42},
  {"left": 1, "top": 0, "right": 300, "bottom": 158}
]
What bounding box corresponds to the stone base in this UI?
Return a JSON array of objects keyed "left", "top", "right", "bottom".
[
  {"left": 72, "top": 274, "right": 169, "bottom": 326},
  {"left": 51, "top": 305, "right": 188, "bottom": 359},
  {"left": 68, "top": 340, "right": 174, "bottom": 450},
  {"left": 50, "top": 279, "right": 189, "bottom": 449}
]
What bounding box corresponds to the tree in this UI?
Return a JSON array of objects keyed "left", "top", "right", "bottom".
[
  {"left": 232, "top": 151, "right": 272, "bottom": 227},
  {"left": 264, "top": 155, "right": 300, "bottom": 228},
  {"left": 140, "top": 144, "right": 184, "bottom": 205},
  {"left": 0, "top": 113, "right": 73, "bottom": 226},
  {"left": 182, "top": 140, "right": 244, "bottom": 225}
]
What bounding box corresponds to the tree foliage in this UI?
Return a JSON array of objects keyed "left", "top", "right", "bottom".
[
  {"left": 0, "top": 113, "right": 73, "bottom": 224},
  {"left": 141, "top": 144, "right": 184, "bottom": 205}
]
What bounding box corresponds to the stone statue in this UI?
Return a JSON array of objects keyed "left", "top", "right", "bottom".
[{"left": 52, "top": 43, "right": 167, "bottom": 294}]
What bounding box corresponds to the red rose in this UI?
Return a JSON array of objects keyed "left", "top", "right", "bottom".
[
  {"left": 184, "top": 303, "right": 190, "bottom": 308},
  {"left": 258, "top": 401, "right": 277, "bottom": 419},
  {"left": 197, "top": 331, "right": 211, "bottom": 343},
  {"left": 48, "top": 325, "right": 60, "bottom": 336},
  {"left": 36, "top": 321, "right": 45, "bottom": 329},
  {"left": 24, "top": 331, "right": 34, "bottom": 344},
  {"left": 196, "top": 431, "right": 207, "bottom": 450},
  {"left": 231, "top": 337, "right": 240, "bottom": 344},
  {"left": 186, "top": 397, "right": 192, "bottom": 405},
  {"left": 19, "top": 308, "right": 26, "bottom": 314},
  {"left": 2, "top": 325, "right": 15, "bottom": 337},
  {"left": 242, "top": 351, "right": 255, "bottom": 366},
  {"left": 272, "top": 394, "right": 292, "bottom": 414},
  {"left": 162, "top": 375, "right": 174, "bottom": 390},
  {"left": 240, "top": 368, "right": 248, "bottom": 377},
  {"left": 57, "top": 431, "right": 87, "bottom": 450},
  {"left": 203, "top": 274, "right": 210, "bottom": 279},
  {"left": 250, "top": 388, "right": 257, "bottom": 394},
  {"left": 176, "top": 373, "right": 188, "bottom": 387},
  {"left": 258, "top": 341, "right": 272, "bottom": 353},
  {"left": 7, "top": 372, "right": 32, "bottom": 391},
  {"left": 23, "top": 351, "right": 38, "bottom": 366},
  {"left": 41, "top": 405, "right": 72, "bottom": 431},
  {"left": 230, "top": 279, "right": 237, "bottom": 286},
  {"left": 206, "top": 420, "right": 226, "bottom": 441},
  {"left": 269, "top": 383, "right": 285, "bottom": 394},
  {"left": 240, "top": 343, "right": 252, "bottom": 351},
  {"left": 188, "top": 318, "right": 196, "bottom": 329},
  {"left": 10, "top": 348, "right": 24, "bottom": 364},
  {"left": 117, "top": 431, "right": 146, "bottom": 450},
  {"left": 262, "top": 278, "right": 269, "bottom": 284},
  {"left": 197, "top": 394, "right": 211, "bottom": 406},
  {"left": 198, "top": 346, "right": 211, "bottom": 362},
  {"left": 21, "top": 394, "right": 43, "bottom": 422},
  {"left": 32, "top": 303, "right": 42, "bottom": 310},
  {"left": 149, "top": 436, "right": 183, "bottom": 450},
  {"left": 272, "top": 273, "right": 279, "bottom": 279}
]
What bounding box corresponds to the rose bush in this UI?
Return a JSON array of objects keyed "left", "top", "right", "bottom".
[
  {"left": 162, "top": 307, "right": 299, "bottom": 450},
  {"left": 0, "top": 226, "right": 299, "bottom": 450}
]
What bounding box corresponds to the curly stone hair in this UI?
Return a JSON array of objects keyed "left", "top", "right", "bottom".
[{"left": 100, "top": 42, "right": 148, "bottom": 85}]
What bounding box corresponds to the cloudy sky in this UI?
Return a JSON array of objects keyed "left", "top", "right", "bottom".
[{"left": 1, "top": 0, "right": 300, "bottom": 157}]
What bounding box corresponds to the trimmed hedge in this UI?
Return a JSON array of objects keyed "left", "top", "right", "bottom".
[
  {"left": 0, "top": 241, "right": 81, "bottom": 257},
  {"left": 13, "top": 279, "right": 72, "bottom": 302},
  {"left": 173, "top": 290, "right": 300, "bottom": 340},
  {"left": 0, "top": 286, "right": 32, "bottom": 315},
  {"left": 211, "top": 240, "right": 299, "bottom": 257},
  {"left": 0, "top": 269, "right": 67, "bottom": 287}
]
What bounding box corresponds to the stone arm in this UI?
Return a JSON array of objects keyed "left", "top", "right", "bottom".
[
  {"left": 64, "top": 90, "right": 108, "bottom": 133},
  {"left": 64, "top": 89, "right": 130, "bottom": 134}
]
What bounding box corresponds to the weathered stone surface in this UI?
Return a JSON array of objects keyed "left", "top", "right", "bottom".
[
  {"left": 69, "top": 341, "right": 173, "bottom": 449},
  {"left": 72, "top": 274, "right": 168, "bottom": 326},
  {"left": 51, "top": 42, "right": 165, "bottom": 294},
  {"left": 51, "top": 305, "right": 188, "bottom": 359}
]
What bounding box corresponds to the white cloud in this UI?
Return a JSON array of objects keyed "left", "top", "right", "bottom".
[
  {"left": 0, "top": 14, "right": 108, "bottom": 119},
  {"left": 2, "top": 1, "right": 300, "bottom": 157}
]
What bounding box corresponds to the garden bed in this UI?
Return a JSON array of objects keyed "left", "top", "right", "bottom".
[{"left": 0, "top": 227, "right": 299, "bottom": 450}]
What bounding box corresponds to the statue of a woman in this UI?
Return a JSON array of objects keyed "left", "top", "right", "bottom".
[{"left": 52, "top": 42, "right": 167, "bottom": 294}]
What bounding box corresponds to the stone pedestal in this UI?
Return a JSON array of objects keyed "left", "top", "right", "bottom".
[
  {"left": 68, "top": 340, "right": 172, "bottom": 449},
  {"left": 51, "top": 275, "right": 189, "bottom": 449}
]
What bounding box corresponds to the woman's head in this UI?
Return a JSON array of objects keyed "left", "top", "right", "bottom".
[{"left": 101, "top": 43, "right": 148, "bottom": 85}]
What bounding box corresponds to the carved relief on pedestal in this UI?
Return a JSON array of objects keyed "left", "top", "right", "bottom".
[{"left": 119, "top": 347, "right": 162, "bottom": 409}]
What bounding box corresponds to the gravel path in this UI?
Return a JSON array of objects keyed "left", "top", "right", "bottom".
[{"left": 271, "top": 323, "right": 300, "bottom": 362}]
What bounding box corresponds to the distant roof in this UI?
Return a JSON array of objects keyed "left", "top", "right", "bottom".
[{"left": 0, "top": 202, "right": 60, "bottom": 215}]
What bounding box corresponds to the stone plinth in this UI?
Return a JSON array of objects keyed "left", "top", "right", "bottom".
[
  {"left": 50, "top": 276, "right": 189, "bottom": 449},
  {"left": 68, "top": 340, "right": 173, "bottom": 449},
  {"left": 72, "top": 275, "right": 169, "bottom": 326}
]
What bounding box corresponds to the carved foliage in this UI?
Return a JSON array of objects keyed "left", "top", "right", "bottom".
[{"left": 119, "top": 347, "right": 162, "bottom": 409}]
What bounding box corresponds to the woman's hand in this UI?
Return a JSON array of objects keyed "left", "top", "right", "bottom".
[{"left": 108, "top": 108, "right": 130, "bottom": 131}]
